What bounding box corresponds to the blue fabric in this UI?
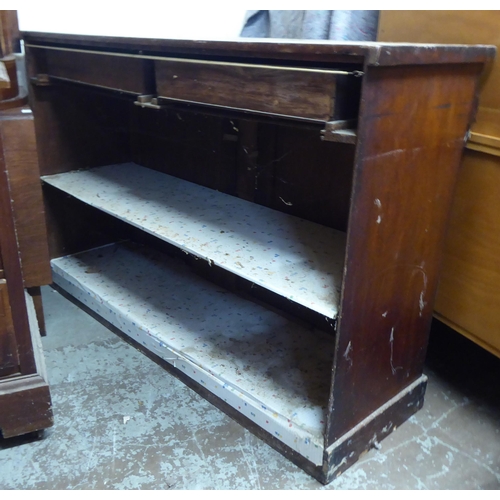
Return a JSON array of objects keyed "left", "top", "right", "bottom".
[{"left": 241, "top": 10, "right": 379, "bottom": 41}]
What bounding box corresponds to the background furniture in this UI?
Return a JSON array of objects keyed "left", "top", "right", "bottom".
[
  {"left": 0, "top": 9, "right": 53, "bottom": 440},
  {"left": 24, "top": 31, "right": 493, "bottom": 483},
  {"left": 379, "top": 11, "right": 500, "bottom": 359}
]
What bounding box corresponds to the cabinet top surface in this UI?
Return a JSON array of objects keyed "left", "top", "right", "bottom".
[{"left": 22, "top": 31, "right": 496, "bottom": 67}]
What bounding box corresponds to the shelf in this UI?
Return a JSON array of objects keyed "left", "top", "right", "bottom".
[
  {"left": 51, "top": 242, "right": 334, "bottom": 463},
  {"left": 43, "top": 163, "right": 346, "bottom": 319}
]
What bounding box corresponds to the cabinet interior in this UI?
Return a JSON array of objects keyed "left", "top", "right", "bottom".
[{"left": 34, "top": 73, "right": 358, "bottom": 464}]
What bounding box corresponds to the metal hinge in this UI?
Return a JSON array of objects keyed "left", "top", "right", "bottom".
[
  {"left": 30, "top": 73, "right": 52, "bottom": 86},
  {"left": 134, "top": 94, "right": 162, "bottom": 110},
  {"left": 321, "top": 119, "right": 358, "bottom": 144}
]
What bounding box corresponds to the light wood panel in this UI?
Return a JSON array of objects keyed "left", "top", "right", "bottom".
[
  {"left": 434, "top": 151, "right": 500, "bottom": 356},
  {"left": 378, "top": 10, "right": 500, "bottom": 138},
  {"left": 378, "top": 10, "right": 500, "bottom": 358}
]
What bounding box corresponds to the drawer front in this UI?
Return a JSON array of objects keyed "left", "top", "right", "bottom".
[
  {"left": 155, "top": 60, "right": 337, "bottom": 121},
  {"left": 43, "top": 49, "right": 153, "bottom": 94}
]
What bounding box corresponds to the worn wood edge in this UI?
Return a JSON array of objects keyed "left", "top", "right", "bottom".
[
  {"left": 322, "top": 375, "right": 427, "bottom": 484},
  {"left": 433, "top": 312, "right": 500, "bottom": 359},
  {"left": 24, "top": 291, "right": 49, "bottom": 382},
  {"left": 0, "top": 380, "right": 53, "bottom": 438},
  {"left": 321, "top": 129, "right": 357, "bottom": 144},
  {"left": 22, "top": 32, "right": 495, "bottom": 67},
  {"left": 0, "top": 292, "right": 53, "bottom": 438}
]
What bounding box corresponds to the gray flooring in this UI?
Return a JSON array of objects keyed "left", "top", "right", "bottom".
[{"left": 1, "top": 286, "right": 499, "bottom": 489}]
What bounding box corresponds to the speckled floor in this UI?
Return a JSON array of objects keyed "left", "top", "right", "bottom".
[{"left": 1, "top": 286, "right": 499, "bottom": 489}]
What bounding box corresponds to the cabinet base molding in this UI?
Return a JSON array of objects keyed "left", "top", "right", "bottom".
[
  {"left": 0, "top": 374, "right": 53, "bottom": 439},
  {"left": 323, "top": 376, "right": 426, "bottom": 483},
  {"left": 0, "top": 293, "right": 53, "bottom": 439}
]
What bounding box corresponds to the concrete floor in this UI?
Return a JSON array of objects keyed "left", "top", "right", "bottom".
[{"left": 1, "top": 285, "right": 499, "bottom": 489}]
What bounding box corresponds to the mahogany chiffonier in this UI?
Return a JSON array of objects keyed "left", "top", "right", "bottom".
[{"left": 22, "top": 31, "right": 494, "bottom": 483}]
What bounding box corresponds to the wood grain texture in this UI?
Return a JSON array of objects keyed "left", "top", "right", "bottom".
[
  {"left": 0, "top": 130, "right": 36, "bottom": 375},
  {"left": 27, "top": 82, "right": 133, "bottom": 176},
  {"left": 326, "top": 63, "right": 482, "bottom": 444},
  {"left": 0, "top": 107, "right": 51, "bottom": 288},
  {"left": 130, "top": 106, "right": 237, "bottom": 194},
  {"left": 22, "top": 31, "right": 495, "bottom": 67},
  {"left": 0, "top": 280, "right": 19, "bottom": 377},
  {"left": 43, "top": 48, "right": 154, "bottom": 94},
  {"left": 0, "top": 286, "right": 53, "bottom": 438},
  {"left": 156, "top": 60, "right": 337, "bottom": 121},
  {"left": 434, "top": 151, "right": 500, "bottom": 357},
  {"left": 0, "top": 10, "right": 20, "bottom": 58},
  {"left": 0, "top": 375, "right": 53, "bottom": 438}
]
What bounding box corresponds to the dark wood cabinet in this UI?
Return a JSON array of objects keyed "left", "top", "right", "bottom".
[
  {"left": 0, "top": 106, "right": 53, "bottom": 438},
  {"left": 22, "top": 32, "right": 494, "bottom": 483}
]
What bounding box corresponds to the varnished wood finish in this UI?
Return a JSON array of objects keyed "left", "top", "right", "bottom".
[
  {"left": 24, "top": 31, "right": 494, "bottom": 482},
  {"left": 0, "top": 15, "right": 53, "bottom": 434},
  {"left": 0, "top": 375, "right": 52, "bottom": 438},
  {"left": 0, "top": 280, "right": 19, "bottom": 377},
  {"left": 23, "top": 32, "right": 494, "bottom": 67},
  {"left": 27, "top": 83, "right": 133, "bottom": 176},
  {"left": 41, "top": 48, "right": 154, "bottom": 94},
  {"left": 0, "top": 107, "right": 51, "bottom": 288},
  {"left": 327, "top": 63, "right": 482, "bottom": 443},
  {"left": 434, "top": 151, "right": 500, "bottom": 357},
  {"left": 156, "top": 59, "right": 338, "bottom": 121},
  {"left": 0, "top": 10, "right": 20, "bottom": 58},
  {"left": 0, "top": 132, "right": 36, "bottom": 375}
]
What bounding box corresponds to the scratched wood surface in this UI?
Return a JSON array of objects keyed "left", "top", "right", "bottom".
[
  {"left": 156, "top": 60, "right": 337, "bottom": 121},
  {"left": 22, "top": 31, "right": 494, "bottom": 67},
  {"left": 326, "top": 63, "right": 483, "bottom": 444}
]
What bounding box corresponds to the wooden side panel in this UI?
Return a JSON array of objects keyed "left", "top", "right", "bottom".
[
  {"left": 43, "top": 48, "right": 154, "bottom": 94},
  {"left": 434, "top": 151, "right": 500, "bottom": 357},
  {"left": 0, "top": 280, "right": 19, "bottom": 377},
  {"left": 0, "top": 107, "right": 51, "bottom": 288},
  {"left": 156, "top": 60, "right": 337, "bottom": 121},
  {"left": 326, "top": 63, "right": 481, "bottom": 444}
]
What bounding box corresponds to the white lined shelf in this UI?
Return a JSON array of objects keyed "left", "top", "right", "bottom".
[
  {"left": 43, "top": 163, "right": 346, "bottom": 319},
  {"left": 51, "top": 242, "right": 335, "bottom": 463}
]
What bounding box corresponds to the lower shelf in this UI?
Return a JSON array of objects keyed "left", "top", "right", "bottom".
[{"left": 51, "top": 241, "right": 336, "bottom": 464}]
